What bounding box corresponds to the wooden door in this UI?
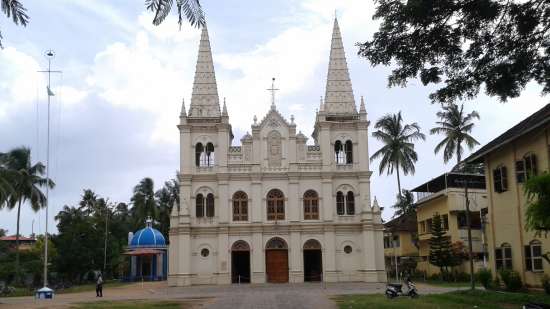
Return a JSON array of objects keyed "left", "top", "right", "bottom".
[{"left": 266, "top": 250, "right": 288, "bottom": 283}]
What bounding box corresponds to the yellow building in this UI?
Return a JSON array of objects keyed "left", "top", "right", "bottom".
[
  {"left": 466, "top": 103, "right": 550, "bottom": 287},
  {"left": 383, "top": 213, "right": 419, "bottom": 278},
  {"left": 411, "top": 173, "right": 488, "bottom": 276}
]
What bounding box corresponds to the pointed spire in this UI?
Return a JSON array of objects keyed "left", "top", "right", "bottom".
[
  {"left": 324, "top": 17, "right": 357, "bottom": 115},
  {"left": 222, "top": 97, "right": 228, "bottom": 116},
  {"left": 189, "top": 24, "right": 221, "bottom": 118},
  {"left": 319, "top": 96, "right": 325, "bottom": 112},
  {"left": 372, "top": 196, "right": 380, "bottom": 212},
  {"left": 180, "top": 98, "right": 187, "bottom": 117},
  {"left": 359, "top": 96, "right": 366, "bottom": 113}
]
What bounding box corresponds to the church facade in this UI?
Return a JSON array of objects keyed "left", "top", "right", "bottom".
[{"left": 168, "top": 18, "right": 386, "bottom": 286}]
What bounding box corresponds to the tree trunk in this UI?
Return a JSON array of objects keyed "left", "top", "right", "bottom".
[
  {"left": 15, "top": 199, "right": 22, "bottom": 285},
  {"left": 457, "top": 142, "right": 462, "bottom": 166},
  {"left": 396, "top": 162, "right": 402, "bottom": 197}
]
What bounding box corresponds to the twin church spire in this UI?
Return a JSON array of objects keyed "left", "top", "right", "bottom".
[{"left": 184, "top": 17, "right": 359, "bottom": 119}]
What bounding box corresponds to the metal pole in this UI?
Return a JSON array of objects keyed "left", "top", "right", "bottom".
[
  {"left": 394, "top": 238, "right": 399, "bottom": 282},
  {"left": 43, "top": 52, "right": 51, "bottom": 289},
  {"left": 464, "top": 181, "right": 475, "bottom": 290},
  {"left": 103, "top": 206, "right": 109, "bottom": 274}
]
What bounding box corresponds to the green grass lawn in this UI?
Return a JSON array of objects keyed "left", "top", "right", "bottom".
[
  {"left": 70, "top": 300, "right": 187, "bottom": 309},
  {"left": 335, "top": 290, "right": 550, "bottom": 309}
]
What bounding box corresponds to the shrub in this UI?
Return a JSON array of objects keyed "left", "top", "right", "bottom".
[
  {"left": 542, "top": 275, "right": 550, "bottom": 295},
  {"left": 476, "top": 268, "right": 492, "bottom": 289},
  {"left": 499, "top": 269, "right": 523, "bottom": 292}
]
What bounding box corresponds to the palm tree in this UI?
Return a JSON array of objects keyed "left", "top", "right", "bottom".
[
  {"left": 393, "top": 189, "right": 415, "bottom": 218},
  {"left": 370, "top": 112, "right": 426, "bottom": 196},
  {"left": 1, "top": 0, "right": 29, "bottom": 48},
  {"left": 144, "top": 0, "right": 205, "bottom": 28},
  {"left": 0, "top": 147, "right": 54, "bottom": 283},
  {"left": 131, "top": 177, "right": 158, "bottom": 228},
  {"left": 430, "top": 103, "right": 480, "bottom": 165}
]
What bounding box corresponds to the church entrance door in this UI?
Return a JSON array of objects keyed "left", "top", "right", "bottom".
[
  {"left": 265, "top": 238, "right": 288, "bottom": 283},
  {"left": 231, "top": 241, "right": 251, "bottom": 283},
  {"left": 303, "top": 239, "right": 322, "bottom": 282}
]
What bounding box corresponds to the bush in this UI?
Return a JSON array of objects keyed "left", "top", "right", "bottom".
[
  {"left": 542, "top": 275, "right": 550, "bottom": 295},
  {"left": 499, "top": 269, "right": 523, "bottom": 292},
  {"left": 476, "top": 268, "right": 492, "bottom": 289}
]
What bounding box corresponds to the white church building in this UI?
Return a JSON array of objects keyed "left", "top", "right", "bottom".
[{"left": 168, "top": 18, "right": 386, "bottom": 286}]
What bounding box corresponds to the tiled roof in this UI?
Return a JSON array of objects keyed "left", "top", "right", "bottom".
[
  {"left": 384, "top": 213, "right": 417, "bottom": 232},
  {"left": 0, "top": 235, "right": 36, "bottom": 241},
  {"left": 466, "top": 103, "right": 550, "bottom": 163}
]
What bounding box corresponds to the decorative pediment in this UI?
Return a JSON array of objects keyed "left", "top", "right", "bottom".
[{"left": 257, "top": 107, "right": 292, "bottom": 130}]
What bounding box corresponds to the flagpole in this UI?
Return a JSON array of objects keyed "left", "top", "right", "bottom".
[{"left": 37, "top": 50, "right": 61, "bottom": 296}]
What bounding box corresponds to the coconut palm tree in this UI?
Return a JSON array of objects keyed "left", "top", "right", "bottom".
[
  {"left": 144, "top": 0, "right": 205, "bottom": 28},
  {"left": 131, "top": 177, "right": 158, "bottom": 229},
  {"left": 1, "top": 0, "right": 29, "bottom": 48},
  {"left": 370, "top": 112, "right": 426, "bottom": 196},
  {"left": 393, "top": 189, "right": 415, "bottom": 218},
  {"left": 0, "top": 147, "right": 54, "bottom": 283},
  {"left": 430, "top": 103, "right": 480, "bottom": 165}
]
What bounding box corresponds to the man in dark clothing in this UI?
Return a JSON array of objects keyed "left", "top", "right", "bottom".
[{"left": 96, "top": 273, "right": 103, "bottom": 297}]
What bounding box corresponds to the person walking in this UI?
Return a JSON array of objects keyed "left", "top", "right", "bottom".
[{"left": 96, "top": 273, "right": 103, "bottom": 297}]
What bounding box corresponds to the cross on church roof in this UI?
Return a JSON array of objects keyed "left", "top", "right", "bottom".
[{"left": 267, "top": 77, "right": 279, "bottom": 110}]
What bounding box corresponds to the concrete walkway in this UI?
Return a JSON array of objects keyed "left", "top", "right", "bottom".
[{"left": 0, "top": 281, "right": 459, "bottom": 309}]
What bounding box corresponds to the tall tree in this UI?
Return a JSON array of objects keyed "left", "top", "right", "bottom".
[
  {"left": 358, "top": 0, "right": 550, "bottom": 103},
  {"left": 393, "top": 189, "right": 415, "bottom": 218},
  {"left": 524, "top": 173, "right": 550, "bottom": 235},
  {"left": 144, "top": 0, "right": 205, "bottom": 28},
  {"left": 0, "top": 0, "right": 29, "bottom": 48},
  {"left": 370, "top": 112, "right": 426, "bottom": 196},
  {"left": 430, "top": 103, "right": 480, "bottom": 165},
  {"left": 429, "top": 213, "right": 454, "bottom": 277},
  {"left": 131, "top": 177, "right": 158, "bottom": 229},
  {"left": 0, "top": 147, "right": 54, "bottom": 284},
  {"left": 155, "top": 178, "right": 179, "bottom": 241}
]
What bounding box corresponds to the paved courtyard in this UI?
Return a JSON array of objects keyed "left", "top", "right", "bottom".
[{"left": 0, "top": 281, "right": 459, "bottom": 308}]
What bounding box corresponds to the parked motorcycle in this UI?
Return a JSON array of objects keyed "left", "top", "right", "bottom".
[{"left": 385, "top": 277, "right": 419, "bottom": 299}]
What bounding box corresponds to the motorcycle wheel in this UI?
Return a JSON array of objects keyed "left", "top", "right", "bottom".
[
  {"left": 386, "top": 291, "right": 395, "bottom": 299},
  {"left": 410, "top": 292, "right": 419, "bottom": 299}
]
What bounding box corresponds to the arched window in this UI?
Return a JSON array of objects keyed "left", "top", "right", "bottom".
[
  {"left": 196, "top": 193, "right": 204, "bottom": 217},
  {"left": 334, "top": 141, "right": 345, "bottom": 164},
  {"left": 206, "top": 142, "right": 215, "bottom": 166},
  {"left": 232, "top": 191, "right": 248, "bottom": 221},
  {"left": 195, "top": 143, "right": 204, "bottom": 167},
  {"left": 206, "top": 193, "right": 215, "bottom": 217},
  {"left": 495, "top": 243, "right": 512, "bottom": 270},
  {"left": 267, "top": 189, "right": 285, "bottom": 220},
  {"left": 525, "top": 240, "right": 543, "bottom": 272},
  {"left": 346, "top": 192, "right": 355, "bottom": 215},
  {"left": 303, "top": 190, "right": 319, "bottom": 220},
  {"left": 345, "top": 140, "right": 353, "bottom": 164},
  {"left": 336, "top": 191, "right": 345, "bottom": 215}
]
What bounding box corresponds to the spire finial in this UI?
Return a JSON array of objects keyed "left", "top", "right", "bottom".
[
  {"left": 180, "top": 98, "right": 187, "bottom": 117},
  {"left": 290, "top": 114, "right": 295, "bottom": 125},
  {"left": 267, "top": 77, "right": 279, "bottom": 110},
  {"left": 222, "top": 97, "right": 228, "bottom": 116},
  {"left": 319, "top": 96, "right": 325, "bottom": 112},
  {"left": 360, "top": 95, "right": 366, "bottom": 113},
  {"left": 253, "top": 115, "right": 258, "bottom": 125}
]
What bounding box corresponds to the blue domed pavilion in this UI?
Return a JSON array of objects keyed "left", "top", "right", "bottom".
[{"left": 124, "top": 218, "right": 168, "bottom": 281}]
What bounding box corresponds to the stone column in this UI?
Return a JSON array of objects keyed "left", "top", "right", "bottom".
[
  {"left": 288, "top": 176, "right": 299, "bottom": 222},
  {"left": 251, "top": 230, "right": 265, "bottom": 283},
  {"left": 289, "top": 230, "right": 303, "bottom": 282},
  {"left": 217, "top": 228, "right": 230, "bottom": 284},
  {"left": 323, "top": 227, "right": 337, "bottom": 282}
]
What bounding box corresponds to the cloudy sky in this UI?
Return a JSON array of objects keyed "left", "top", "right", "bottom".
[{"left": 0, "top": 0, "right": 547, "bottom": 236}]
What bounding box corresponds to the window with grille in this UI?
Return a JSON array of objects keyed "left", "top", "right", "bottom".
[
  {"left": 493, "top": 165, "right": 508, "bottom": 193},
  {"left": 303, "top": 190, "right": 319, "bottom": 220},
  {"left": 495, "top": 244, "right": 513, "bottom": 270},
  {"left": 267, "top": 189, "right": 285, "bottom": 220},
  {"left": 232, "top": 191, "right": 248, "bottom": 221},
  {"left": 516, "top": 153, "right": 538, "bottom": 183},
  {"left": 525, "top": 240, "right": 543, "bottom": 272}
]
